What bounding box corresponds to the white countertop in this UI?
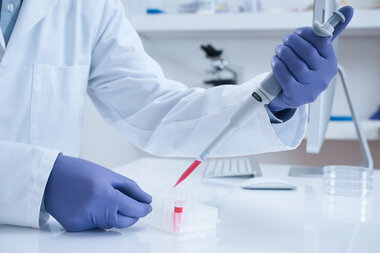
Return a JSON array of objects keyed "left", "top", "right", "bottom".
[{"left": 1, "top": 157, "right": 379, "bottom": 253}]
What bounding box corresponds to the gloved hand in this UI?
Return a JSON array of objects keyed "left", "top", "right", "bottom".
[
  {"left": 268, "top": 6, "right": 353, "bottom": 113},
  {"left": 44, "top": 154, "right": 152, "bottom": 232}
]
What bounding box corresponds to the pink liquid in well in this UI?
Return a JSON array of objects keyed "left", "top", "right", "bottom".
[
  {"left": 173, "top": 201, "right": 183, "bottom": 234},
  {"left": 173, "top": 160, "right": 202, "bottom": 188}
]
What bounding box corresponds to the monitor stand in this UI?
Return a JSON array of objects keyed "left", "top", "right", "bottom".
[
  {"left": 289, "top": 166, "right": 324, "bottom": 178},
  {"left": 289, "top": 65, "right": 373, "bottom": 177}
]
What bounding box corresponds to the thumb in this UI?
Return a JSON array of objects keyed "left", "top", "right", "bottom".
[{"left": 332, "top": 6, "right": 354, "bottom": 41}]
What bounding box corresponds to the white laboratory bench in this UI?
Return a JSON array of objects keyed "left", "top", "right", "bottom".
[{"left": 1, "top": 157, "right": 379, "bottom": 253}]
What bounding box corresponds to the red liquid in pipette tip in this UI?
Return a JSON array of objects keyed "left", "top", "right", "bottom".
[{"left": 173, "top": 160, "right": 202, "bottom": 188}]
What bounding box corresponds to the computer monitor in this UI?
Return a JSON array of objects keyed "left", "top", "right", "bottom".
[{"left": 306, "top": 0, "right": 339, "bottom": 154}]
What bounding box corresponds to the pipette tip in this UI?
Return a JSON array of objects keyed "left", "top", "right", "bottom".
[{"left": 172, "top": 159, "right": 203, "bottom": 188}]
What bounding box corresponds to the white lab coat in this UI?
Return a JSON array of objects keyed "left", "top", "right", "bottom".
[{"left": 0, "top": 0, "right": 307, "bottom": 228}]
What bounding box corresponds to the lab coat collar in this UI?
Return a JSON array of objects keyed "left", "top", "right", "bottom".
[{"left": 7, "top": 0, "right": 58, "bottom": 48}]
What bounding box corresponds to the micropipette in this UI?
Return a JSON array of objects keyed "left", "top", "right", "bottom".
[{"left": 173, "top": 10, "right": 347, "bottom": 188}]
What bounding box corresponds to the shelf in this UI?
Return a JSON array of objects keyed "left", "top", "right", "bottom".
[
  {"left": 127, "top": 10, "right": 380, "bottom": 39},
  {"left": 325, "top": 120, "right": 380, "bottom": 141}
]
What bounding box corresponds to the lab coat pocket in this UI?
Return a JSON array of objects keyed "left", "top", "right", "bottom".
[{"left": 30, "top": 64, "right": 89, "bottom": 155}]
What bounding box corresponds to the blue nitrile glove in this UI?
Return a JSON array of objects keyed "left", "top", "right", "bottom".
[
  {"left": 44, "top": 154, "right": 152, "bottom": 232},
  {"left": 268, "top": 6, "right": 354, "bottom": 113}
]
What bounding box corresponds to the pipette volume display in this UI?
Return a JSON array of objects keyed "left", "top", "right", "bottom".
[{"left": 172, "top": 9, "right": 348, "bottom": 188}]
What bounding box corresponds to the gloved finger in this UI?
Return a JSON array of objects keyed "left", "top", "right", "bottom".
[
  {"left": 94, "top": 217, "right": 113, "bottom": 230},
  {"left": 115, "top": 190, "right": 152, "bottom": 218},
  {"left": 63, "top": 222, "right": 95, "bottom": 232},
  {"left": 111, "top": 214, "right": 138, "bottom": 229},
  {"left": 283, "top": 33, "right": 323, "bottom": 70},
  {"left": 97, "top": 223, "right": 113, "bottom": 230},
  {"left": 294, "top": 27, "right": 333, "bottom": 59},
  {"left": 271, "top": 55, "right": 297, "bottom": 90},
  {"left": 271, "top": 56, "right": 300, "bottom": 103},
  {"left": 112, "top": 174, "right": 152, "bottom": 204},
  {"left": 332, "top": 6, "right": 354, "bottom": 42},
  {"left": 275, "top": 45, "right": 309, "bottom": 83}
]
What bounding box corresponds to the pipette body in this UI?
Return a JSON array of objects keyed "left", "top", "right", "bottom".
[{"left": 173, "top": 75, "right": 281, "bottom": 188}]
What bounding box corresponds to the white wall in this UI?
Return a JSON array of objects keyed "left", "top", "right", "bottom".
[{"left": 80, "top": 9, "right": 380, "bottom": 169}]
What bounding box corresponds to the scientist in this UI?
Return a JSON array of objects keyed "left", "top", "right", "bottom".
[{"left": 0, "top": 0, "right": 351, "bottom": 232}]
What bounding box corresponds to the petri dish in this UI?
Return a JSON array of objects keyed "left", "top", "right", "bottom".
[{"left": 323, "top": 165, "right": 373, "bottom": 197}]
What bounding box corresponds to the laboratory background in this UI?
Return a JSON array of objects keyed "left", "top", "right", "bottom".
[
  {"left": 81, "top": 0, "right": 380, "bottom": 169},
  {"left": 2, "top": 1, "right": 380, "bottom": 253}
]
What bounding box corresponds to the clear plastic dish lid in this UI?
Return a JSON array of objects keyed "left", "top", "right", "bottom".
[{"left": 323, "top": 165, "right": 373, "bottom": 197}]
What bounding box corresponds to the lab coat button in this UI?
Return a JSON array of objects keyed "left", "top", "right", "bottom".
[{"left": 7, "top": 3, "right": 14, "bottom": 12}]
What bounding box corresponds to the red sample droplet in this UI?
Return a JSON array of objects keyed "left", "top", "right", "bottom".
[{"left": 173, "top": 160, "right": 202, "bottom": 188}]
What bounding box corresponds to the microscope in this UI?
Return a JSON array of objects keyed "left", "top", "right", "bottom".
[{"left": 201, "top": 44, "right": 238, "bottom": 86}]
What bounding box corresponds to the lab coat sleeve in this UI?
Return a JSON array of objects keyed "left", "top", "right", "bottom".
[
  {"left": 88, "top": 0, "right": 307, "bottom": 157},
  {"left": 0, "top": 141, "right": 60, "bottom": 228}
]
